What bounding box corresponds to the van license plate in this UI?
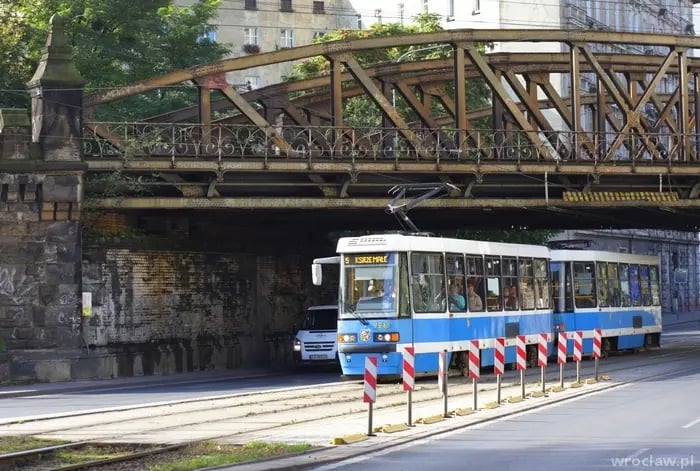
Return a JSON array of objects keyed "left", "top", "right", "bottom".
[{"left": 310, "top": 354, "right": 327, "bottom": 360}]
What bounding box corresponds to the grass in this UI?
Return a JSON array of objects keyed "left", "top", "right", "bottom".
[
  {"left": 0, "top": 436, "right": 69, "bottom": 454},
  {"left": 0, "top": 436, "right": 312, "bottom": 471},
  {"left": 150, "top": 441, "right": 313, "bottom": 471}
]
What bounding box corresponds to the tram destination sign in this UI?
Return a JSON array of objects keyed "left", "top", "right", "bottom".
[{"left": 346, "top": 254, "right": 390, "bottom": 265}]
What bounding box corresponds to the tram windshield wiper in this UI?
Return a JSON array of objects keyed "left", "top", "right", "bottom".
[{"left": 343, "top": 300, "right": 368, "bottom": 325}]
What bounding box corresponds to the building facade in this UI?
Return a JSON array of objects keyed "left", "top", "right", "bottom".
[{"left": 178, "top": 0, "right": 359, "bottom": 89}]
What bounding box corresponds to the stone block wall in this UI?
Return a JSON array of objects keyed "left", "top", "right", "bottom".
[
  {"left": 78, "top": 231, "right": 338, "bottom": 379},
  {"left": 0, "top": 174, "right": 83, "bottom": 382}
]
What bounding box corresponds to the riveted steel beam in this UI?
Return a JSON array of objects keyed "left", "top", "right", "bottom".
[
  {"left": 333, "top": 53, "right": 430, "bottom": 159},
  {"left": 604, "top": 48, "right": 678, "bottom": 160},
  {"left": 91, "top": 196, "right": 700, "bottom": 211},
  {"left": 85, "top": 30, "right": 700, "bottom": 107},
  {"left": 462, "top": 44, "right": 550, "bottom": 160},
  {"left": 394, "top": 82, "right": 457, "bottom": 154},
  {"left": 677, "top": 49, "right": 690, "bottom": 161},
  {"left": 218, "top": 85, "right": 291, "bottom": 155}
]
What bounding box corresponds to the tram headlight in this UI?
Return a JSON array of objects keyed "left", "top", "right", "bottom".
[
  {"left": 293, "top": 338, "right": 301, "bottom": 352},
  {"left": 338, "top": 333, "right": 357, "bottom": 343},
  {"left": 374, "top": 332, "right": 400, "bottom": 342}
]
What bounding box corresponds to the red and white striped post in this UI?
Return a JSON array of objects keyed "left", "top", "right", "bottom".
[
  {"left": 494, "top": 337, "right": 505, "bottom": 403},
  {"left": 403, "top": 347, "right": 415, "bottom": 426},
  {"left": 363, "top": 356, "right": 378, "bottom": 436},
  {"left": 573, "top": 330, "right": 583, "bottom": 384},
  {"left": 438, "top": 350, "right": 448, "bottom": 417},
  {"left": 538, "top": 333, "right": 548, "bottom": 393},
  {"left": 592, "top": 328, "right": 602, "bottom": 381},
  {"left": 468, "top": 340, "right": 480, "bottom": 411},
  {"left": 516, "top": 335, "right": 527, "bottom": 399},
  {"left": 557, "top": 331, "right": 567, "bottom": 388}
]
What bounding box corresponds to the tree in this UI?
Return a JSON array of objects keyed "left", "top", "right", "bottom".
[
  {"left": 285, "top": 13, "right": 490, "bottom": 129},
  {"left": 0, "top": 0, "right": 230, "bottom": 119}
]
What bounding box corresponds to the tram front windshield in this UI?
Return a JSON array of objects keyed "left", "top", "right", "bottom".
[{"left": 341, "top": 253, "right": 397, "bottom": 318}]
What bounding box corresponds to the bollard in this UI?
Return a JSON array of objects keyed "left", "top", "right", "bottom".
[
  {"left": 403, "top": 347, "right": 415, "bottom": 427},
  {"left": 573, "top": 331, "right": 583, "bottom": 384},
  {"left": 538, "top": 333, "right": 548, "bottom": 394},
  {"left": 592, "top": 328, "right": 602, "bottom": 381},
  {"left": 363, "top": 356, "right": 378, "bottom": 436},
  {"left": 468, "top": 340, "right": 480, "bottom": 411},
  {"left": 516, "top": 335, "right": 527, "bottom": 399},
  {"left": 439, "top": 350, "right": 448, "bottom": 417},
  {"left": 494, "top": 337, "right": 505, "bottom": 403},
  {"left": 557, "top": 332, "right": 567, "bottom": 388}
]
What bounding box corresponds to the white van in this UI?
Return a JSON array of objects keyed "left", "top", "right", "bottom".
[{"left": 293, "top": 305, "right": 338, "bottom": 367}]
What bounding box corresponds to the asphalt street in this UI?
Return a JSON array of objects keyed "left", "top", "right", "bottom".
[{"left": 315, "top": 363, "right": 700, "bottom": 471}]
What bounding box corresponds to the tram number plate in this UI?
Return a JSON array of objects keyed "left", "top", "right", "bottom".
[{"left": 310, "top": 354, "right": 327, "bottom": 360}]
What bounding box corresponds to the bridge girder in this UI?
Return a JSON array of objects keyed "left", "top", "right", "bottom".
[{"left": 81, "top": 29, "right": 700, "bottom": 229}]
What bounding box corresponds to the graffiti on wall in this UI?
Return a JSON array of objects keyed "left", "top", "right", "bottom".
[{"left": 0, "top": 266, "right": 36, "bottom": 305}]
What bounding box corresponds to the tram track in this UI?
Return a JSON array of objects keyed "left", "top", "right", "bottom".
[
  {"left": 0, "top": 441, "right": 186, "bottom": 471},
  {"left": 0, "top": 338, "right": 697, "bottom": 452}
]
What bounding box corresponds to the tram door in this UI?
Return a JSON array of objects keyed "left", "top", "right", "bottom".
[
  {"left": 550, "top": 261, "right": 574, "bottom": 333},
  {"left": 409, "top": 252, "right": 448, "bottom": 373}
]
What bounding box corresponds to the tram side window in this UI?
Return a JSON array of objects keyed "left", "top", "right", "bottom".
[
  {"left": 650, "top": 265, "right": 660, "bottom": 305},
  {"left": 534, "top": 258, "right": 549, "bottom": 308},
  {"left": 502, "top": 257, "right": 519, "bottom": 310},
  {"left": 410, "top": 253, "right": 445, "bottom": 313},
  {"left": 629, "top": 264, "right": 641, "bottom": 307},
  {"left": 398, "top": 253, "right": 411, "bottom": 317},
  {"left": 447, "top": 253, "right": 467, "bottom": 312},
  {"left": 484, "top": 256, "right": 501, "bottom": 311},
  {"left": 518, "top": 258, "right": 535, "bottom": 310},
  {"left": 596, "top": 262, "right": 609, "bottom": 307},
  {"left": 607, "top": 263, "right": 621, "bottom": 307},
  {"left": 467, "top": 255, "right": 486, "bottom": 312},
  {"left": 573, "top": 262, "right": 596, "bottom": 308},
  {"left": 620, "top": 263, "right": 631, "bottom": 307},
  {"left": 639, "top": 265, "right": 652, "bottom": 306}
]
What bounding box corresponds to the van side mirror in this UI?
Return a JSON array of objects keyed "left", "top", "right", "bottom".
[{"left": 312, "top": 263, "right": 322, "bottom": 286}]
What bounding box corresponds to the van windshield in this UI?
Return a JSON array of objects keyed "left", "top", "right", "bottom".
[{"left": 301, "top": 309, "right": 337, "bottom": 330}]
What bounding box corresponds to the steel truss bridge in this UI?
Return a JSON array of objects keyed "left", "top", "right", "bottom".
[{"left": 83, "top": 29, "right": 700, "bottom": 230}]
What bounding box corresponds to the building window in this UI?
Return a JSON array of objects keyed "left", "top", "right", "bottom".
[
  {"left": 280, "top": 29, "right": 294, "bottom": 48},
  {"left": 197, "top": 31, "right": 216, "bottom": 43},
  {"left": 244, "top": 0, "right": 257, "bottom": 10},
  {"left": 244, "top": 76, "right": 260, "bottom": 90},
  {"left": 243, "top": 27, "right": 259, "bottom": 45},
  {"left": 473, "top": 0, "right": 480, "bottom": 14},
  {"left": 313, "top": 1, "right": 325, "bottom": 14},
  {"left": 280, "top": 0, "right": 293, "bottom": 12}
]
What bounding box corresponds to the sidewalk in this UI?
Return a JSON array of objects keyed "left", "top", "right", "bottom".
[{"left": 662, "top": 309, "right": 700, "bottom": 328}]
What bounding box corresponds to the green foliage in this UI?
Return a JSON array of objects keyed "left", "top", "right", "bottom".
[
  {"left": 84, "top": 172, "right": 155, "bottom": 198},
  {"left": 0, "top": 0, "right": 230, "bottom": 119},
  {"left": 284, "top": 13, "right": 491, "bottom": 130}
]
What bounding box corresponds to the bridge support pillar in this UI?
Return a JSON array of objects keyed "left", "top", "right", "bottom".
[{"left": 0, "top": 14, "right": 86, "bottom": 383}]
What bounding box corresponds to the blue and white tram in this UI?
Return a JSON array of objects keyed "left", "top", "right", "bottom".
[
  {"left": 549, "top": 250, "right": 662, "bottom": 357},
  {"left": 332, "top": 233, "right": 553, "bottom": 377}
]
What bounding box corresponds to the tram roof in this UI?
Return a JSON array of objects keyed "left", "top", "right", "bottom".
[
  {"left": 336, "top": 233, "right": 550, "bottom": 258},
  {"left": 549, "top": 249, "right": 660, "bottom": 265}
]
